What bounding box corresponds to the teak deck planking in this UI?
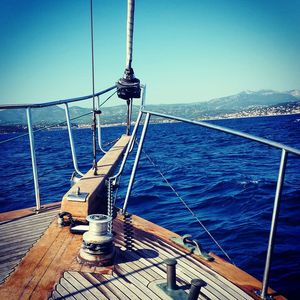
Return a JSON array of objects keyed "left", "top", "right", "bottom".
[
  {"left": 0, "top": 207, "right": 287, "bottom": 300},
  {"left": 0, "top": 202, "right": 61, "bottom": 222},
  {"left": 0, "top": 135, "right": 287, "bottom": 300},
  {"left": 0, "top": 206, "right": 60, "bottom": 284}
]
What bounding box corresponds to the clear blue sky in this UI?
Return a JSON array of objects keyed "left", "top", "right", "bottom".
[{"left": 0, "top": 0, "right": 300, "bottom": 106}]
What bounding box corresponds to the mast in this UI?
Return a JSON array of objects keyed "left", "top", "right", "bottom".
[
  {"left": 117, "top": 0, "right": 141, "bottom": 117},
  {"left": 126, "top": 0, "right": 135, "bottom": 71}
]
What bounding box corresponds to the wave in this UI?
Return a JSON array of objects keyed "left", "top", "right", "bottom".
[{"left": 0, "top": 113, "right": 300, "bottom": 298}]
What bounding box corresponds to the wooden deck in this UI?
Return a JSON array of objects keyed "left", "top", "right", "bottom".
[
  {"left": 0, "top": 204, "right": 59, "bottom": 284},
  {"left": 0, "top": 135, "right": 286, "bottom": 300},
  {"left": 0, "top": 208, "right": 285, "bottom": 300}
]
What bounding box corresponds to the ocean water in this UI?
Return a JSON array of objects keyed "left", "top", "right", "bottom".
[{"left": 0, "top": 113, "right": 299, "bottom": 298}]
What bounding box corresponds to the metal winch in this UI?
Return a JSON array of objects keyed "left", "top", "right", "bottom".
[{"left": 77, "top": 214, "right": 115, "bottom": 266}]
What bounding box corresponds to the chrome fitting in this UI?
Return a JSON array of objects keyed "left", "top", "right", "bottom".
[
  {"left": 165, "top": 258, "right": 177, "bottom": 291},
  {"left": 78, "top": 214, "right": 115, "bottom": 266},
  {"left": 188, "top": 279, "right": 206, "bottom": 300}
]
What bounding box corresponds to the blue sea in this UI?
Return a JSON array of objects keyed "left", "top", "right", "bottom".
[{"left": 0, "top": 113, "right": 300, "bottom": 298}]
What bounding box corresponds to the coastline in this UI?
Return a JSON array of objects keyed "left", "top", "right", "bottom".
[
  {"left": 204, "top": 111, "right": 300, "bottom": 122},
  {"left": 1, "top": 111, "right": 299, "bottom": 134}
]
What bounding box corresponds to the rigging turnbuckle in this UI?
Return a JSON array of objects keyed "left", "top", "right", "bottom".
[{"left": 170, "top": 234, "right": 214, "bottom": 262}]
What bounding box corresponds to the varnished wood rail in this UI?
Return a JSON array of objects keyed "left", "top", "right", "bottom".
[{"left": 61, "top": 135, "right": 130, "bottom": 218}]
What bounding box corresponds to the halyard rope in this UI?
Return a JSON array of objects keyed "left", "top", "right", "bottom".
[{"left": 126, "top": 0, "right": 135, "bottom": 70}]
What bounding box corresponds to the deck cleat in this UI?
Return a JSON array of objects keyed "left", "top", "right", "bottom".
[
  {"left": 157, "top": 258, "right": 206, "bottom": 300},
  {"left": 170, "top": 234, "right": 214, "bottom": 262},
  {"left": 70, "top": 171, "right": 82, "bottom": 187}
]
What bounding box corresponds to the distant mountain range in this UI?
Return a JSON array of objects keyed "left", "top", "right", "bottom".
[{"left": 0, "top": 89, "right": 300, "bottom": 127}]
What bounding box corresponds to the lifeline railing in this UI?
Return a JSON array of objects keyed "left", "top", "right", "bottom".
[
  {"left": 0, "top": 85, "right": 117, "bottom": 212},
  {"left": 121, "top": 109, "right": 300, "bottom": 299},
  {"left": 1, "top": 86, "right": 299, "bottom": 298}
]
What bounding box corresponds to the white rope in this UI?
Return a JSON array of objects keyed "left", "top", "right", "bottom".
[
  {"left": 126, "top": 0, "right": 135, "bottom": 69},
  {"left": 137, "top": 141, "right": 235, "bottom": 264}
]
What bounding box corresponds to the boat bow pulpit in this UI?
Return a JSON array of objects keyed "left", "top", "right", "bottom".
[
  {"left": 0, "top": 0, "right": 297, "bottom": 298},
  {"left": 0, "top": 133, "right": 288, "bottom": 299}
]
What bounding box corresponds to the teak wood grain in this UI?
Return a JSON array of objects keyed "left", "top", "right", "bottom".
[
  {"left": 0, "top": 210, "right": 286, "bottom": 300},
  {"left": 0, "top": 220, "right": 112, "bottom": 300},
  {"left": 115, "top": 213, "right": 286, "bottom": 300},
  {"left": 0, "top": 202, "right": 61, "bottom": 222},
  {"left": 60, "top": 135, "right": 130, "bottom": 218}
]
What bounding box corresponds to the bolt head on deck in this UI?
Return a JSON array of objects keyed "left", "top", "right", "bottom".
[
  {"left": 164, "top": 258, "right": 177, "bottom": 266},
  {"left": 191, "top": 278, "right": 206, "bottom": 288}
]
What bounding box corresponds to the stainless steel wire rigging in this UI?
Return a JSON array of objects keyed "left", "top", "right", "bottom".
[
  {"left": 0, "top": 111, "right": 92, "bottom": 145},
  {"left": 0, "top": 90, "right": 116, "bottom": 146},
  {"left": 90, "top": 0, "right": 98, "bottom": 175},
  {"left": 137, "top": 140, "right": 235, "bottom": 265}
]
